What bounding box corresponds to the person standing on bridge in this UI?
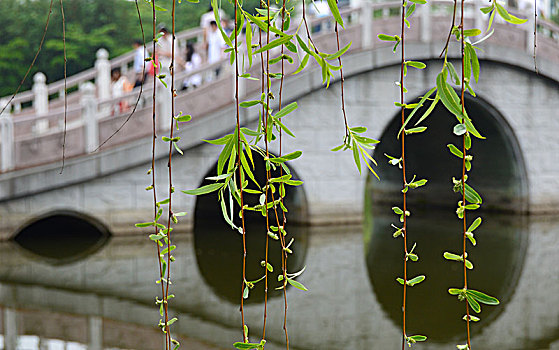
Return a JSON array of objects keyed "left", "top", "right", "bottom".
[
  {"left": 200, "top": 4, "right": 226, "bottom": 61},
  {"left": 156, "top": 26, "right": 182, "bottom": 74},
  {"left": 132, "top": 39, "right": 147, "bottom": 88},
  {"left": 207, "top": 20, "right": 225, "bottom": 80},
  {"left": 182, "top": 42, "right": 202, "bottom": 90},
  {"left": 110, "top": 67, "right": 133, "bottom": 114}
]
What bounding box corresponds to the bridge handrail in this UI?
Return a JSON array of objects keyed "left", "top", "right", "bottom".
[{"left": 3, "top": 27, "right": 205, "bottom": 110}]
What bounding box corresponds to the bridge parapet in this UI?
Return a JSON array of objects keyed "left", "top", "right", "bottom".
[{"left": 0, "top": 0, "right": 558, "bottom": 174}]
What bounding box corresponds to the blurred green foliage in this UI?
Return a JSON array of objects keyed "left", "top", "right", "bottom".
[{"left": 0, "top": 0, "right": 259, "bottom": 97}]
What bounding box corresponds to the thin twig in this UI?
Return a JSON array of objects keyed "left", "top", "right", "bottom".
[
  {"left": 334, "top": 9, "right": 350, "bottom": 144},
  {"left": 234, "top": 0, "right": 249, "bottom": 343},
  {"left": 440, "top": 0, "right": 458, "bottom": 57},
  {"left": 149, "top": 1, "right": 170, "bottom": 349},
  {"left": 95, "top": 0, "right": 148, "bottom": 152},
  {"left": 59, "top": 0, "right": 68, "bottom": 174},
  {"left": 163, "top": 1, "right": 178, "bottom": 348},
  {"left": 459, "top": 0, "right": 472, "bottom": 348},
  {"left": 278, "top": 0, "right": 290, "bottom": 347},
  {"left": 262, "top": 0, "right": 271, "bottom": 340},
  {"left": 533, "top": 0, "right": 539, "bottom": 74},
  {"left": 399, "top": 2, "right": 408, "bottom": 349},
  {"left": 1, "top": 0, "right": 55, "bottom": 116}
]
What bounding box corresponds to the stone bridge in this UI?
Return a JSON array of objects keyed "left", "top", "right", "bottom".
[{"left": 1, "top": 1, "right": 559, "bottom": 238}]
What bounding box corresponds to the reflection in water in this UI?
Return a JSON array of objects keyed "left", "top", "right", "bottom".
[
  {"left": 0, "top": 217, "right": 557, "bottom": 349},
  {"left": 195, "top": 221, "right": 308, "bottom": 304},
  {"left": 364, "top": 205, "right": 528, "bottom": 343},
  {"left": 12, "top": 211, "right": 110, "bottom": 265}
]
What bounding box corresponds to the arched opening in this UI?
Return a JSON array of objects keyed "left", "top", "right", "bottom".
[
  {"left": 193, "top": 153, "right": 309, "bottom": 304},
  {"left": 363, "top": 93, "right": 529, "bottom": 342},
  {"left": 11, "top": 210, "right": 111, "bottom": 264},
  {"left": 369, "top": 93, "right": 528, "bottom": 212}
]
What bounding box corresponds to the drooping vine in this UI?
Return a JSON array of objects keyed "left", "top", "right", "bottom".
[
  {"left": 58, "top": 0, "right": 67, "bottom": 173},
  {"left": 435, "top": 2, "right": 525, "bottom": 349},
  {"left": 135, "top": 1, "right": 192, "bottom": 349},
  {"left": 378, "top": 0, "right": 429, "bottom": 347}
]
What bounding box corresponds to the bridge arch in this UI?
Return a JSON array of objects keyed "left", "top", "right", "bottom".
[
  {"left": 367, "top": 88, "right": 529, "bottom": 212},
  {"left": 11, "top": 209, "right": 111, "bottom": 264}
]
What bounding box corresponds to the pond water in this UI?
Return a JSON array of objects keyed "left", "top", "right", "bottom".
[{"left": 0, "top": 208, "right": 557, "bottom": 350}]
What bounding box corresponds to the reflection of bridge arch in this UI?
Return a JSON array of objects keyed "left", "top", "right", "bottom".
[{"left": 12, "top": 209, "right": 111, "bottom": 264}]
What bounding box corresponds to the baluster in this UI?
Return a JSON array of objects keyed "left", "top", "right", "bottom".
[
  {"left": 95, "top": 48, "right": 111, "bottom": 101},
  {"left": 33, "top": 72, "right": 48, "bottom": 116},
  {"left": 420, "top": 2, "right": 431, "bottom": 43},
  {"left": 80, "top": 82, "right": 99, "bottom": 153},
  {"left": 361, "top": 1, "right": 373, "bottom": 49},
  {"left": 0, "top": 99, "right": 15, "bottom": 172}
]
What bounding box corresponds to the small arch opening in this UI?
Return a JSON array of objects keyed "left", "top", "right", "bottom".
[
  {"left": 193, "top": 152, "right": 309, "bottom": 304},
  {"left": 12, "top": 210, "right": 111, "bottom": 264}
]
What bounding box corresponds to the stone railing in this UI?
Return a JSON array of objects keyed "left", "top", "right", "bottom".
[{"left": 0, "top": 1, "right": 557, "bottom": 173}]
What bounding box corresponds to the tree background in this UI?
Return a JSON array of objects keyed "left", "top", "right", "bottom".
[{"left": 0, "top": 0, "right": 260, "bottom": 97}]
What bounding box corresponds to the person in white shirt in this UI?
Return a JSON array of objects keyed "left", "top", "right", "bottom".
[
  {"left": 200, "top": 4, "right": 226, "bottom": 58},
  {"left": 132, "top": 39, "right": 146, "bottom": 88},
  {"left": 207, "top": 21, "right": 225, "bottom": 64},
  {"left": 156, "top": 26, "right": 181, "bottom": 73},
  {"left": 183, "top": 43, "right": 202, "bottom": 90}
]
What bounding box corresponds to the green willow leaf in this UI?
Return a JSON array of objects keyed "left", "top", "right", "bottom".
[
  {"left": 448, "top": 288, "right": 463, "bottom": 295},
  {"left": 467, "top": 289, "right": 500, "bottom": 305},
  {"left": 240, "top": 100, "right": 261, "bottom": 108},
  {"left": 407, "top": 275, "right": 425, "bottom": 286},
  {"left": 405, "top": 3, "right": 416, "bottom": 18},
  {"left": 465, "top": 183, "right": 483, "bottom": 204},
  {"left": 495, "top": 3, "right": 528, "bottom": 24},
  {"left": 437, "top": 72, "right": 463, "bottom": 117},
  {"left": 253, "top": 35, "right": 294, "bottom": 54},
  {"left": 407, "top": 335, "right": 427, "bottom": 342},
  {"left": 466, "top": 294, "right": 481, "bottom": 313},
  {"left": 463, "top": 29, "right": 481, "bottom": 37},
  {"left": 327, "top": 0, "right": 345, "bottom": 28},
  {"left": 443, "top": 252, "right": 462, "bottom": 261},
  {"left": 447, "top": 144, "right": 464, "bottom": 158},
  {"left": 294, "top": 53, "right": 310, "bottom": 74},
  {"left": 275, "top": 102, "right": 298, "bottom": 118},
  {"left": 405, "top": 127, "right": 427, "bottom": 135},
  {"left": 182, "top": 183, "right": 223, "bottom": 195},
  {"left": 406, "top": 60, "right": 426, "bottom": 69},
  {"left": 352, "top": 139, "right": 361, "bottom": 174},
  {"left": 378, "top": 34, "right": 398, "bottom": 41},
  {"left": 468, "top": 217, "right": 482, "bottom": 232},
  {"left": 204, "top": 134, "right": 232, "bottom": 145},
  {"left": 233, "top": 342, "right": 260, "bottom": 350},
  {"left": 287, "top": 278, "right": 308, "bottom": 291},
  {"left": 327, "top": 42, "right": 352, "bottom": 60}
]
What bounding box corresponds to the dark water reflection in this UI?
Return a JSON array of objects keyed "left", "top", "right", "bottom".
[
  {"left": 0, "top": 213, "right": 557, "bottom": 349},
  {"left": 365, "top": 205, "right": 527, "bottom": 343},
  {"left": 195, "top": 220, "right": 308, "bottom": 304}
]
